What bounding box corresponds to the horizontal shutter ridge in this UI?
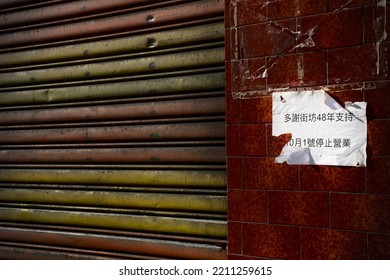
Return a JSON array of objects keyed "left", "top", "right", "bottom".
[{"left": 0, "top": 0, "right": 226, "bottom": 260}]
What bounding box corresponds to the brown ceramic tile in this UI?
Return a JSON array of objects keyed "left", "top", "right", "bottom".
[
  {"left": 269, "top": 191, "right": 329, "bottom": 227},
  {"left": 301, "top": 228, "right": 367, "bottom": 259},
  {"left": 331, "top": 193, "right": 390, "bottom": 233},
  {"left": 268, "top": 0, "right": 328, "bottom": 19},
  {"left": 242, "top": 223, "right": 300, "bottom": 259},
  {"left": 329, "top": 0, "right": 374, "bottom": 11},
  {"left": 379, "top": 41, "right": 390, "bottom": 79},
  {"left": 228, "top": 190, "right": 267, "bottom": 222},
  {"left": 232, "top": 59, "right": 267, "bottom": 94},
  {"left": 225, "top": 0, "right": 233, "bottom": 28},
  {"left": 266, "top": 124, "right": 292, "bottom": 157},
  {"left": 368, "top": 120, "right": 390, "bottom": 156},
  {"left": 368, "top": 233, "right": 390, "bottom": 259},
  {"left": 242, "top": 157, "right": 299, "bottom": 190},
  {"left": 363, "top": 5, "right": 377, "bottom": 44},
  {"left": 236, "top": 0, "right": 268, "bottom": 26},
  {"left": 297, "top": 8, "right": 363, "bottom": 51},
  {"left": 226, "top": 94, "right": 241, "bottom": 124},
  {"left": 327, "top": 91, "right": 365, "bottom": 107},
  {"left": 367, "top": 156, "right": 390, "bottom": 194},
  {"left": 226, "top": 125, "right": 241, "bottom": 156},
  {"left": 227, "top": 157, "right": 241, "bottom": 189},
  {"left": 230, "top": 26, "right": 239, "bottom": 61},
  {"left": 328, "top": 44, "right": 378, "bottom": 84},
  {"left": 226, "top": 62, "right": 241, "bottom": 124},
  {"left": 267, "top": 51, "right": 327, "bottom": 88},
  {"left": 300, "top": 165, "right": 365, "bottom": 192},
  {"left": 228, "top": 222, "right": 242, "bottom": 254},
  {"left": 225, "top": 28, "right": 233, "bottom": 62},
  {"left": 238, "top": 19, "right": 296, "bottom": 58},
  {"left": 365, "top": 81, "right": 390, "bottom": 119},
  {"left": 241, "top": 96, "right": 272, "bottom": 124},
  {"left": 226, "top": 124, "right": 267, "bottom": 156}
]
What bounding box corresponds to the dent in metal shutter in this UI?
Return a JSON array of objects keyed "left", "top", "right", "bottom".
[{"left": 0, "top": 0, "right": 226, "bottom": 260}]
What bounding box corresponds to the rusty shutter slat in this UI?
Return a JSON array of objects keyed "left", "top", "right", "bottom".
[
  {"left": 0, "top": 0, "right": 162, "bottom": 28},
  {"left": 0, "top": 226, "right": 226, "bottom": 259},
  {"left": 0, "top": 22, "right": 224, "bottom": 67},
  {"left": 0, "top": 0, "right": 226, "bottom": 259},
  {"left": 0, "top": 72, "right": 225, "bottom": 106},
  {"left": 0, "top": 96, "right": 226, "bottom": 125},
  {"left": 0, "top": 0, "right": 224, "bottom": 48}
]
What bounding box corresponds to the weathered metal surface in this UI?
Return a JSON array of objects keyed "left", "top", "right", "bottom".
[
  {"left": 0, "top": 0, "right": 224, "bottom": 48},
  {"left": 0, "top": 207, "right": 227, "bottom": 237},
  {"left": 0, "top": 226, "right": 227, "bottom": 259},
  {"left": 0, "top": 0, "right": 227, "bottom": 260},
  {"left": 0, "top": 203, "right": 226, "bottom": 221},
  {"left": 0, "top": 0, "right": 38, "bottom": 9},
  {"left": 0, "top": 72, "right": 225, "bottom": 106},
  {"left": 0, "top": 188, "right": 226, "bottom": 212},
  {"left": 0, "top": 121, "right": 225, "bottom": 144},
  {"left": 0, "top": 0, "right": 156, "bottom": 28},
  {"left": 0, "top": 97, "right": 225, "bottom": 125},
  {"left": 0, "top": 245, "right": 110, "bottom": 260},
  {"left": 0, "top": 169, "right": 226, "bottom": 188},
  {"left": 0, "top": 146, "right": 225, "bottom": 163},
  {"left": 0, "top": 221, "right": 228, "bottom": 245},
  {"left": 0, "top": 22, "right": 224, "bottom": 67},
  {"left": 0, "top": 47, "right": 224, "bottom": 87},
  {"left": 0, "top": 140, "right": 225, "bottom": 149}
]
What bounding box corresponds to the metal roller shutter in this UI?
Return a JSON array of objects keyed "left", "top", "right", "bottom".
[{"left": 0, "top": 0, "right": 226, "bottom": 259}]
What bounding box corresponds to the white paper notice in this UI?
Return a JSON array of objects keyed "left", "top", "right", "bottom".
[{"left": 272, "top": 90, "right": 367, "bottom": 167}]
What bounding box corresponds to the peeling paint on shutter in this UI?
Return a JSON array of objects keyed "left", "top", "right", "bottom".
[{"left": 0, "top": 0, "right": 226, "bottom": 259}]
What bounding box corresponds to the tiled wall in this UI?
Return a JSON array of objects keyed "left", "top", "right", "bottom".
[{"left": 225, "top": 0, "right": 390, "bottom": 259}]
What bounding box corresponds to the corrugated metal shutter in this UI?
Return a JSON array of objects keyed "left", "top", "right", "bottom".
[{"left": 0, "top": 0, "right": 226, "bottom": 259}]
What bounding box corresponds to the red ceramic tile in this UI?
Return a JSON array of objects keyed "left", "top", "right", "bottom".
[
  {"left": 300, "top": 165, "right": 365, "bottom": 192},
  {"left": 232, "top": 59, "right": 267, "bottom": 94},
  {"left": 363, "top": 4, "right": 390, "bottom": 44},
  {"left": 226, "top": 124, "right": 267, "bottom": 156},
  {"left": 228, "top": 222, "right": 242, "bottom": 254},
  {"left": 242, "top": 157, "right": 299, "bottom": 190},
  {"left": 328, "top": 44, "right": 379, "bottom": 84},
  {"left": 268, "top": 0, "right": 328, "bottom": 19},
  {"left": 301, "top": 228, "right": 367, "bottom": 259},
  {"left": 226, "top": 125, "right": 241, "bottom": 156},
  {"left": 240, "top": 96, "right": 272, "bottom": 124},
  {"left": 269, "top": 191, "right": 329, "bottom": 227},
  {"left": 229, "top": 26, "right": 239, "bottom": 61},
  {"left": 267, "top": 51, "right": 327, "bottom": 88},
  {"left": 238, "top": 19, "right": 296, "bottom": 58},
  {"left": 329, "top": 0, "right": 374, "bottom": 11},
  {"left": 327, "top": 90, "right": 365, "bottom": 106},
  {"left": 368, "top": 233, "right": 390, "bottom": 259},
  {"left": 379, "top": 41, "right": 390, "bottom": 79},
  {"left": 331, "top": 193, "right": 390, "bottom": 233},
  {"left": 242, "top": 224, "right": 300, "bottom": 259},
  {"left": 367, "top": 156, "right": 390, "bottom": 194},
  {"left": 228, "top": 190, "right": 267, "bottom": 222},
  {"left": 365, "top": 81, "right": 390, "bottom": 119},
  {"left": 236, "top": 0, "right": 268, "bottom": 26},
  {"left": 226, "top": 62, "right": 241, "bottom": 124},
  {"left": 297, "top": 8, "right": 363, "bottom": 51},
  {"left": 368, "top": 120, "right": 390, "bottom": 156},
  {"left": 227, "top": 157, "right": 241, "bottom": 189},
  {"left": 225, "top": 29, "right": 233, "bottom": 62},
  {"left": 266, "top": 124, "right": 292, "bottom": 157},
  {"left": 225, "top": 0, "right": 233, "bottom": 28},
  {"left": 226, "top": 92, "right": 241, "bottom": 124}
]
